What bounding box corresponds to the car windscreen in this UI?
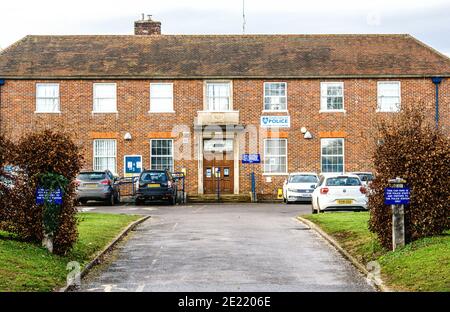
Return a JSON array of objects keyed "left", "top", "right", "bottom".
[
  {"left": 326, "top": 177, "right": 361, "bottom": 186},
  {"left": 356, "top": 174, "right": 374, "bottom": 182},
  {"left": 289, "top": 175, "right": 318, "bottom": 183},
  {"left": 140, "top": 172, "right": 167, "bottom": 183},
  {"left": 77, "top": 172, "right": 106, "bottom": 181}
]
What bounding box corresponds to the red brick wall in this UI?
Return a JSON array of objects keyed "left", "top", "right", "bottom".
[{"left": 0, "top": 78, "right": 448, "bottom": 197}]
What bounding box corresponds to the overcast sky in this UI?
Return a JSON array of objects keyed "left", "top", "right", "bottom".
[{"left": 1, "top": 0, "right": 449, "bottom": 57}]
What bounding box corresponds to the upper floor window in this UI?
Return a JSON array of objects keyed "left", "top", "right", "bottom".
[
  {"left": 93, "top": 83, "right": 117, "bottom": 113},
  {"left": 320, "top": 82, "right": 344, "bottom": 111},
  {"left": 377, "top": 81, "right": 401, "bottom": 112},
  {"left": 150, "top": 83, "right": 174, "bottom": 112},
  {"left": 264, "top": 82, "right": 287, "bottom": 111},
  {"left": 206, "top": 82, "right": 231, "bottom": 111},
  {"left": 36, "top": 83, "right": 60, "bottom": 113}
]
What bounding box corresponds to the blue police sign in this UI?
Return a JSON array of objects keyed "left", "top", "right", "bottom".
[
  {"left": 36, "top": 187, "right": 63, "bottom": 205},
  {"left": 384, "top": 187, "right": 410, "bottom": 205},
  {"left": 242, "top": 154, "right": 261, "bottom": 164}
]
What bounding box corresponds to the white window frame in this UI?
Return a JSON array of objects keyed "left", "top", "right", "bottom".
[
  {"left": 204, "top": 81, "right": 232, "bottom": 112},
  {"left": 149, "top": 83, "right": 175, "bottom": 113},
  {"left": 93, "top": 139, "right": 117, "bottom": 174},
  {"left": 92, "top": 83, "right": 117, "bottom": 113},
  {"left": 320, "top": 82, "right": 345, "bottom": 113},
  {"left": 320, "top": 138, "right": 345, "bottom": 173},
  {"left": 35, "top": 83, "right": 61, "bottom": 113},
  {"left": 377, "top": 81, "right": 401, "bottom": 113},
  {"left": 150, "top": 139, "right": 174, "bottom": 172},
  {"left": 263, "top": 138, "right": 288, "bottom": 175},
  {"left": 263, "top": 82, "right": 288, "bottom": 112}
]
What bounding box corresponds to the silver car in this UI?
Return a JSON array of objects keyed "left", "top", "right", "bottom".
[{"left": 76, "top": 170, "right": 120, "bottom": 205}]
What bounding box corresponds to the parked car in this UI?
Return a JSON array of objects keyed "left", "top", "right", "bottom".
[
  {"left": 311, "top": 173, "right": 368, "bottom": 213},
  {"left": 135, "top": 169, "right": 179, "bottom": 205},
  {"left": 282, "top": 172, "right": 319, "bottom": 204},
  {"left": 76, "top": 170, "right": 120, "bottom": 205},
  {"left": 349, "top": 172, "right": 374, "bottom": 186}
]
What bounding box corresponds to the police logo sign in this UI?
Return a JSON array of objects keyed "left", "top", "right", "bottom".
[{"left": 260, "top": 116, "right": 290, "bottom": 128}]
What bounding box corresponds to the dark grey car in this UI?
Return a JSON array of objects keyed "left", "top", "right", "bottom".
[{"left": 76, "top": 170, "right": 120, "bottom": 205}]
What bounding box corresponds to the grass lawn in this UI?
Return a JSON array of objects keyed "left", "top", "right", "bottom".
[
  {"left": 303, "top": 212, "right": 450, "bottom": 292},
  {"left": 0, "top": 213, "right": 141, "bottom": 292}
]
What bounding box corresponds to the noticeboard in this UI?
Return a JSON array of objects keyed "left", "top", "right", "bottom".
[{"left": 124, "top": 155, "right": 143, "bottom": 177}]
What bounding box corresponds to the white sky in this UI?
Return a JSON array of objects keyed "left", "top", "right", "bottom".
[{"left": 1, "top": 0, "right": 449, "bottom": 56}]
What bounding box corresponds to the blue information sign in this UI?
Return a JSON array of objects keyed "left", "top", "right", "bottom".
[
  {"left": 36, "top": 187, "right": 63, "bottom": 205},
  {"left": 384, "top": 187, "right": 410, "bottom": 205},
  {"left": 124, "top": 155, "right": 142, "bottom": 177},
  {"left": 242, "top": 154, "right": 261, "bottom": 164}
]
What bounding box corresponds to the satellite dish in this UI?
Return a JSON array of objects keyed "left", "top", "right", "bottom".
[{"left": 304, "top": 131, "right": 313, "bottom": 139}]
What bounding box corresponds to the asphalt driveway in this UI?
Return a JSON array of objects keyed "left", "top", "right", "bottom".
[{"left": 77, "top": 203, "right": 374, "bottom": 292}]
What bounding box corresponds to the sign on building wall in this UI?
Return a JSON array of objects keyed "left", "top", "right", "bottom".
[
  {"left": 260, "top": 116, "right": 290, "bottom": 128},
  {"left": 124, "top": 155, "right": 143, "bottom": 177},
  {"left": 242, "top": 154, "right": 261, "bottom": 164}
]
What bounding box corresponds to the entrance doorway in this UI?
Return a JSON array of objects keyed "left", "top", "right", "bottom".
[{"left": 203, "top": 139, "right": 234, "bottom": 194}]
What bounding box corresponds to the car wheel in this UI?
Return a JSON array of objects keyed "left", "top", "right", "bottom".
[
  {"left": 169, "top": 195, "right": 176, "bottom": 206},
  {"left": 107, "top": 194, "right": 114, "bottom": 206},
  {"left": 312, "top": 204, "right": 317, "bottom": 214},
  {"left": 115, "top": 191, "right": 121, "bottom": 204},
  {"left": 79, "top": 199, "right": 87, "bottom": 206}
]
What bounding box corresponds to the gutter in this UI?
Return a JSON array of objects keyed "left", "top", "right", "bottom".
[
  {"left": 431, "top": 77, "right": 443, "bottom": 129},
  {"left": 1, "top": 74, "right": 450, "bottom": 80},
  {"left": 0, "top": 79, "right": 4, "bottom": 131}
]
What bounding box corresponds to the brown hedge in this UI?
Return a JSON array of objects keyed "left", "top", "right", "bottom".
[
  {"left": 1, "top": 130, "right": 84, "bottom": 254},
  {"left": 368, "top": 104, "right": 450, "bottom": 249}
]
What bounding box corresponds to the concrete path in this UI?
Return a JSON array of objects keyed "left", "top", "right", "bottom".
[{"left": 77, "top": 203, "right": 374, "bottom": 292}]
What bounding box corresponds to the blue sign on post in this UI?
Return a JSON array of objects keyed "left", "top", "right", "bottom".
[
  {"left": 36, "top": 187, "right": 63, "bottom": 205},
  {"left": 242, "top": 154, "right": 261, "bottom": 164},
  {"left": 384, "top": 187, "right": 410, "bottom": 205}
]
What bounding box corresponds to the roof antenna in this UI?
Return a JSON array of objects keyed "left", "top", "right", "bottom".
[{"left": 242, "top": 0, "right": 246, "bottom": 34}]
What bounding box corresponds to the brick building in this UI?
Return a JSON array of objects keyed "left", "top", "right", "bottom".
[{"left": 0, "top": 16, "right": 449, "bottom": 198}]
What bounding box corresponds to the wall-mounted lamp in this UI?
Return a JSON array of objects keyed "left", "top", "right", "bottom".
[
  {"left": 304, "top": 131, "right": 313, "bottom": 139},
  {"left": 124, "top": 132, "right": 132, "bottom": 141}
]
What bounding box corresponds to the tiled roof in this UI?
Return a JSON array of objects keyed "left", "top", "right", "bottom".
[{"left": 1, "top": 34, "right": 449, "bottom": 78}]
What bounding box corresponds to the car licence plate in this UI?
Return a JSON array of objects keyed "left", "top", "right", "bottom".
[
  {"left": 337, "top": 199, "right": 353, "bottom": 205},
  {"left": 148, "top": 184, "right": 160, "bottom": 188},
  {"left": 85, "top": 184, "right": 97, "bottom": 188}
]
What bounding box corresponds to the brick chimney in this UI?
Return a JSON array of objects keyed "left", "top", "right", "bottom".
[{"left": 134, "top": 14, "right": 161, "bottom": 35}]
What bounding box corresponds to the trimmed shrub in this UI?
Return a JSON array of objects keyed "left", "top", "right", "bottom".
[
  {"left": 368, "top": 105, "right": 450, "bottom": 249},
  {"left": 7, "top": 129, "right": 84, "bottom": 254}
]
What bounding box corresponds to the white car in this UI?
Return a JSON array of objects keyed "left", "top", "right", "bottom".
[
  {"left": 311, "top": 173, "right": 368, "bottom": 213},
  {"left": 282, "top": 172, "right": 319, "bottom": 204},
  {"left": 349, "top": 172, "right": 374, "bottom": 187}
]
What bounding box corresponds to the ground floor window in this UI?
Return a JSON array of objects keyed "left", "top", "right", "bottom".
[
  {"left": 264, "top": 139, "right": 287, "bottom": 174},
  {"left": 321, "top": 138, "right": 344, "bottom": 173},
  {"left": 150, "top": 139, "right": 174, "bottom": 171},
  {"left": 93, "top": 139, "right": 117, "bottom": 174}
]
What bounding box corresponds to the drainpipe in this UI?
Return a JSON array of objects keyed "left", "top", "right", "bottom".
[
  {"left": 0, "top": 79, "right": 4, "bottom": 131},
  {"left": 431, "top": 77, "right": 443, "bottom": 129}
]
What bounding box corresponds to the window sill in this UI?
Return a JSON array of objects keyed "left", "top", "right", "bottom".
[
  {"left": 198, "top": 110, "right": 239, "bottom": 113},
  {"left": 34, "top": 111, "right": 61, "bottom": 114},
  {"left": 376, "top": 109, "right": 400, "bottom": 113},
  {"left": 262, "top": 110, "right": 289, "bottom": 113},
  {"left": 319, "top": 109, "right": 346, "bottom": 113},
  {"left": 148, "top": 111, "right": 176, "bottom": 114},
  {"left": 262, "top": 173, "right": 289, "bottom": 176},
  {"left": 91, "top": 111, "right": 119, "bottom": 114}
]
